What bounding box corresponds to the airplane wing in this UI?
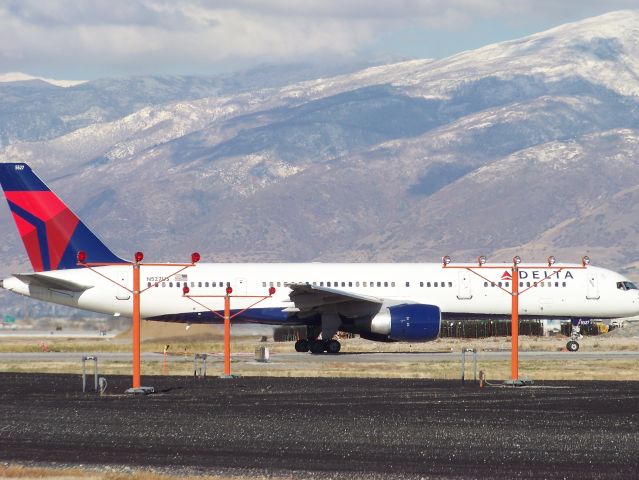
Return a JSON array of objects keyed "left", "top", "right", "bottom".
[
  {"left": 13, "top": 273, "right": 93, "bottom": 292},
  {"left": 287, "top": 283, "right": 383, "bottom": 312}
]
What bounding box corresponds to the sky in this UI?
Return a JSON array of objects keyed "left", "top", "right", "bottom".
[{"left": 0, "top": 0, "right": 637, "bottom": 80}]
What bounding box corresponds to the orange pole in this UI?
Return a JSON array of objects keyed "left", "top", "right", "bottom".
[
  {"left": 224, "top": 293, "right": 231, "bottom": 376},
  {"left": 132, "top": 262, "right": 141, "bottom": 388},
  {"left": 511, "top": 267, "right": 519, "bottom": 381}
]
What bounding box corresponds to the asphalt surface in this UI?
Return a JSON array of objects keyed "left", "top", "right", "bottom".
[{"left": 0, "top": 374, "right": 638, "bottom": 479}]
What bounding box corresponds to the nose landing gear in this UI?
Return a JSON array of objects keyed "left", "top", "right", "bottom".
[{"left": 566, "top": 319, "right": 583, "bottom": 352}]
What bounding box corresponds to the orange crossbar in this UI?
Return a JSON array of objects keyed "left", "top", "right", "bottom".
[
  {"left": 443, "top": 260, "right": 588, "bottom": 381},
  {"left": 78, "top": 258, "right": 196, "bottom": 390},
  {"left": 182, "top": 292, "right": 273, "bottom": 377}
]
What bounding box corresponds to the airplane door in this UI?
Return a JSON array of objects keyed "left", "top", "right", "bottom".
[
  {"left": 234, "top": 277, "right": 247, "bottom": 296},
  {"left": 586, "top": 272, "right": 600, "bottom": 300},
  {"left": 115, "top": 270, "right": 131, "bottom": 300},
  {"left": 457, "top": 271, "right": 472, "bottom": 299}
]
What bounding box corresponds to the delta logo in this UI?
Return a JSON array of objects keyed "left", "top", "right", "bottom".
[{"left": 500, "top": 270, "right": 575, "bottom": 281}]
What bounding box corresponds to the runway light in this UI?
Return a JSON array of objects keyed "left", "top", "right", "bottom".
[
  {"left": 191, "top": 252, "right": 200, "bottom": 264},
  {"left": 269, "top": 286, "right": 276, "bottom": 296},
  {"left": 582, "top": 255, "right": 591, "bottom": 267},
  {"left": 548, "top": 255, "right": 556, "bottom": 267},
  {"left": 442, "top": 255, "right": 451, "bottom": 266},
  {"left": 77, "top": 251, "right": 87, "bottom": 264},
  {"left": 182, "top": 286, "right": 190, "bottom": 295},
  {"left": 478, "top": 255, "right": 487, "bottom": 266},
  {"left": 226, "top": 286, "right": 233, "bottom": 295},
  {"left": 134, "top": 251, "right": 144, "bottom": 263},
  {"left": 513, "top": 256, "right": 521, "bottom": 266}
]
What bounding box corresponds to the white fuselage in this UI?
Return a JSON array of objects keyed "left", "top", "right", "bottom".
[{"left": 3, "top": 263, "right": 639, "bottom": 324}]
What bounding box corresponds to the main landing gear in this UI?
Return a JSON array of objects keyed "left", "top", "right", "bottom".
[
  {"left": 294, "top": 338, "right": 341, "bottom": 354},
  {"left": 294, "top": 317, "right": 342, "bottom": 354}
]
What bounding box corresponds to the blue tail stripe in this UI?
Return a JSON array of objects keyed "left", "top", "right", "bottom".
[
  {"left": 57, "top": 221, "right": 123, "bottom": 269},
  {"left": 7, "top": 200, "right": 51, "bottom": 271},
  {"left": 0, "top": 163, "right": 48, "bottom": 191}
]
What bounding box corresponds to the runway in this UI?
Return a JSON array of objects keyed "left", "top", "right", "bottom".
[
  {"left": 0, "top": 373, "right": 637, "bottom": 479},
  {"left": 1, "top": 349, "right": 639, "bottom": 363}
]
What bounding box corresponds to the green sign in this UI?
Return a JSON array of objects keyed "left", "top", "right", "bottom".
[{"left": 3, "top": 315, "right": 15, "bottom": 323}]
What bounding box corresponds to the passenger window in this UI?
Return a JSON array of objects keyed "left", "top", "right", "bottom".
[
  {"left": 176, "top": 282, "right": 181, "bottom": 287},
  {"left": 497, "top": 282, "right": 502, "bottom": 287},
  {"left": 377, "top": 282, "right": 382, "bottom": 287},
  {"left": 212, "top": 282, "right": 217, "bottom": 287},
  {"left": 420, "top": 282, "right": 424, "bottom": 287},
  {"left": 441, "top": 282, "right": 445, "bottom": 287},
  {"left": 405, "top": 282, "right": 410, "bottom": 287},
  {"left": 434, "top": 282, "right": 438, "bottom": 287},
  {"left": 527, "top": 282, "right": 531, "bottom": 287},
  {"left": 327, "top": 282, "right": 332, "bottom": 287},
  {"left": 555, "top": 282, "right": 559, "bottom": 287},
  {"left": 198, "top": 282, "right": 202, "bottom": 287},
  {"left": 348, "top": 282, "right": 352, "bottom": 287},
  {"left": 313, "top": 281, "right": 317, "bottom": 286},
  {"left": 562, "top": 282, "right": 566, "bottom": 287},
  {"left": 484, "top": 282, "right": 488, "bottom": 287},
  {"left": 147, "top": 282, "right": 151, "bottom": 287},
  {"left": 320, "top": 282, "right": 324, "bottom": 287},
  {"left": 504, "top": 282, "right": 509, "bottom": 288},
  {"left": 169, "top": 282, "right": 173, "bottom": 287},
  {"left": 391, "top": 282, "right": 395, "bottom": 287},
  {"left": 277, "top": 282, "right": 281, "bottom": 287},
  {"left": 162, "top": 282, "right": 166, "bottom": 287},
  {"left": 519, "top": 282, "right": 523, "bottom": 287},
  {"left": 356, "top": 282, "right": 360, "bottom": 287},
  {"left": 448, "top": 282, "right": 453, "bottom": 287},
  {"left": 205, "top": 282, "right": 209, "bottom": 287},
  {"left": 384, "top": 282, "right": 388, "bottom": 287},
  {"left": 363, "top": 282, "right": 367, "bottom": 287}
]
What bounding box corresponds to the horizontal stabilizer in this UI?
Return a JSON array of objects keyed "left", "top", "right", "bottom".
[{"left": 13, "top": 273, "right": 93, "bottom": 292}]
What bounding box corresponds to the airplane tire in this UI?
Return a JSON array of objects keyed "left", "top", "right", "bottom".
[
  {"left": 566, "top": 340, "right": 580, "bottom": 352},
  {"left": 295, "top": 339, "right": 310, "bottom": 353},
  {"left": 310, "top": 340, "right": 325, "bottom": 354},
  {"left": 325, "top": 339, "right": 341, "bottom": 354}
]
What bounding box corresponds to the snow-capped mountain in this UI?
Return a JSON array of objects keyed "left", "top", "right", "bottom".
[
  {"left": 0, "top": 72, "right": 87, "bottom": 88},
  {"left": 2, "top": 9, "right": 639, "bottom": 286}
]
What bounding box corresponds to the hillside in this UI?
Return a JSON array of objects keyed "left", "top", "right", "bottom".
[{"left": 1, "top": 9, "right": 639, "bottom": 321}]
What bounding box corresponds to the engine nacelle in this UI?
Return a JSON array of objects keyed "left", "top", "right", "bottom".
[{"left": 370, "top": 303, "right": 441, "bottom": 342}]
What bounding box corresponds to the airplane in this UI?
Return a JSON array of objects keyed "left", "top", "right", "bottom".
[{"left": 0, "top": 162, "right": 638, "bottom": 353}]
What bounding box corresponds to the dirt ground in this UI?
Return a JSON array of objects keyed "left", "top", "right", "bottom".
[{"left": 0, "top": 373, "right": 637, "bottom": 479}]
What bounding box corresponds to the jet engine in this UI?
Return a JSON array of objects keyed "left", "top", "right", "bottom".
[{"left": 367, "top": 302, "right": 441, "bottom": 342}]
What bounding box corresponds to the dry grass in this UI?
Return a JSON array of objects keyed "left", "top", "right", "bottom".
[
  {"left": 2, "top": 333, "right": 637, "bottom": 355},
  {"left": 0, "top": 464, "right": 278, "bottom": 480},
  {"left": 0, "top": 333, "right": 638, "bottom": 380}
]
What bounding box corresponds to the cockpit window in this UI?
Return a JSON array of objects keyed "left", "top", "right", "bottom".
[{"left": 617, "top": 281, "right": 638, "bottom": 291}]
